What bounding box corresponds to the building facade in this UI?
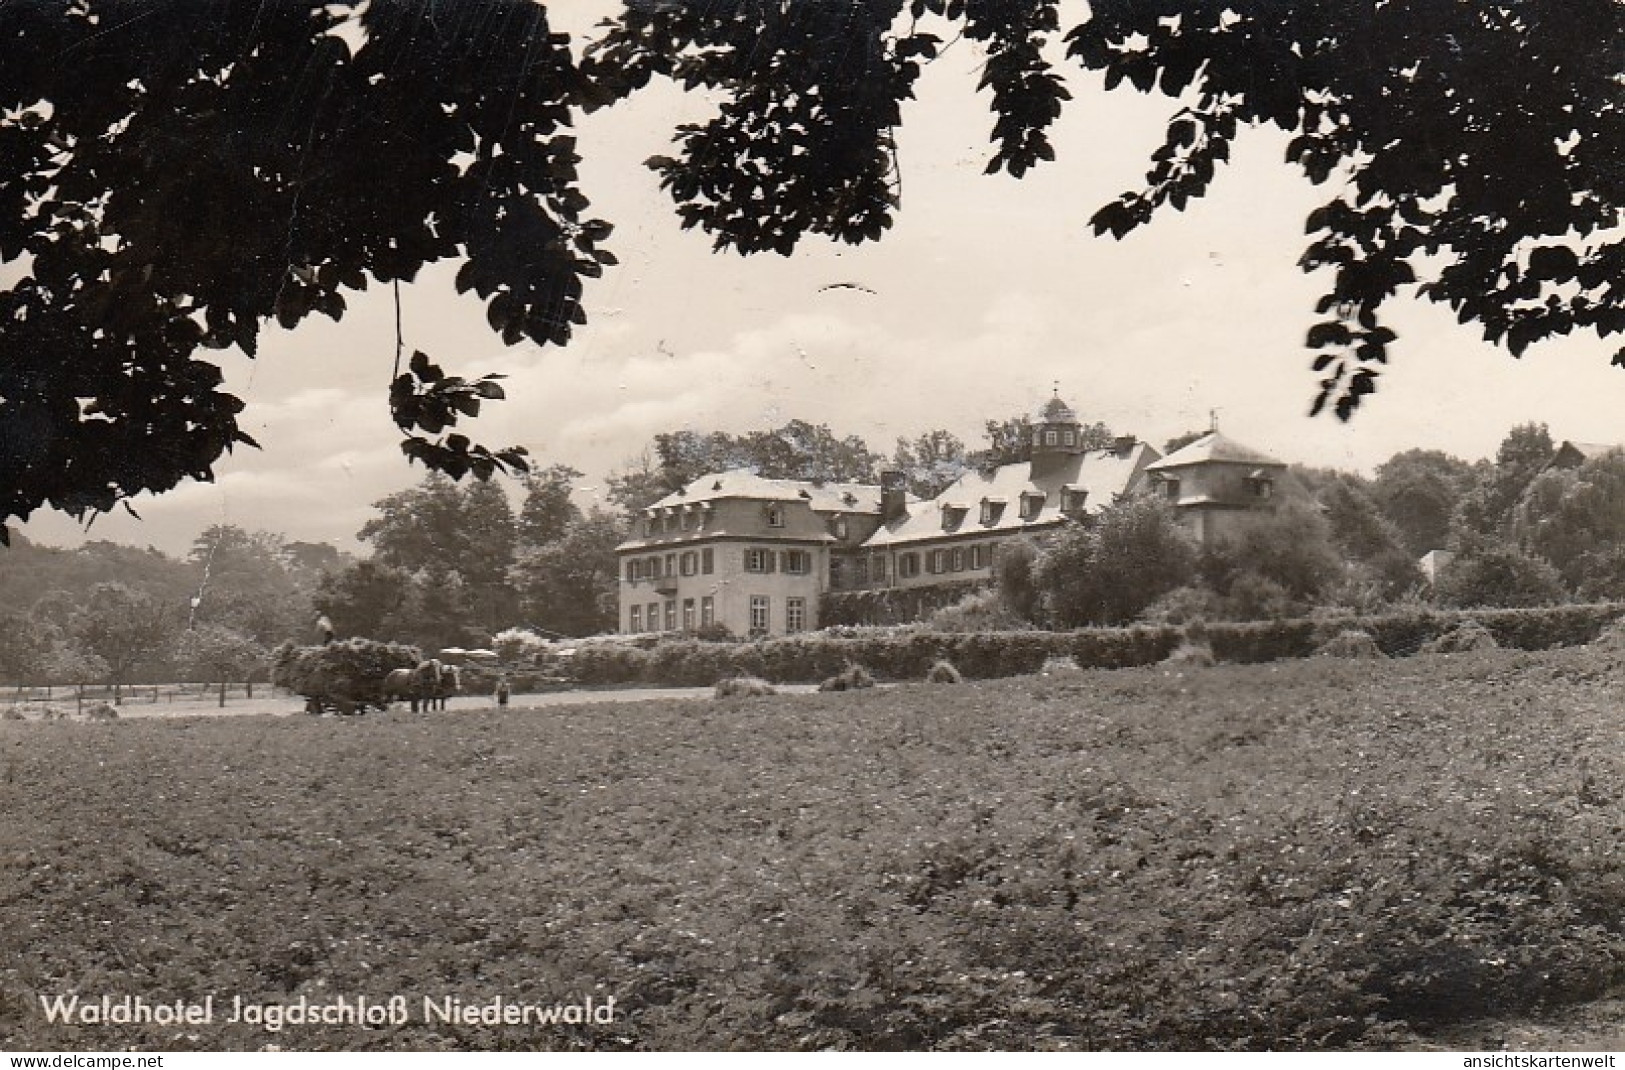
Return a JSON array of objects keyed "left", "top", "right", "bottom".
[
  {"left": 1143, "top": 431, "right": 1289, "bottom": 548},
  {"left": 616, "top": 470, "right": 882, "bottom": 638},
  {"left": 614, "top": 400, "right": 1289, "bottom": 636}
]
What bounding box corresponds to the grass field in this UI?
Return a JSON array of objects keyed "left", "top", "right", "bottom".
[{"left": 4, "top": 647, "right": 1625, "bottom": 1051}]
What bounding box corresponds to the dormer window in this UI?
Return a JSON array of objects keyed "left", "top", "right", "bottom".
[
  {"left": 941, "top": 505, "right": 967, "bottom": 532},
  {"left": 833, "top": 516, "right": 849, "bottom": 539},
  {"left": 1061, "top": 486, "right": 1089, "bottom": 515},
  {"left": 766, "top": 505, "right": 785, "bottom": 528},
  {"left": 1248, "top": 469, "right": 1275, "bottom": 501},
  {"left": 1020, "top": 492, "right": 1046, "bottom": 520},
  {"left": 643, "top": 514, "right": 657, "bottom": 537}
]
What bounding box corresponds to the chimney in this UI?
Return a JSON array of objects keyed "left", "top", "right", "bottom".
[
  {"left": 880, "top": 470, "right": 907, "bottom": 523},
  {"left": 1113, "top": 435, "right": 1137, "bottom": 459}
]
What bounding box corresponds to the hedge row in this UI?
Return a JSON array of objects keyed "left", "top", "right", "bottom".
[
  {"left": 818, "top": 580, "right": 987, "bottom": 627},
  {"left": 563, "top": 602, "right": 1625, "bottom": 687}
]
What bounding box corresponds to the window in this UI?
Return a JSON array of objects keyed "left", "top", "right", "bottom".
[
  {"left": 701, "top": 548, "right": 714, "bottom": 574},
  {"left": 767, "top": 505, "right": 785, "bottom": 528},
  {"left": 643, "top": 516, "right": 656, "bottom": 537},
  {"left": 1020, "top": 493, "right": 1045, "bottom": 520},
  {"left": 682, "top": 599, "right": 695, "bottom": 631},
  {"left": 745, "top": 548, "right": 774, "bottom": 573},
  {"left": 749, "top": 595, "right": 770, "bottom": 636},
  {"left": 664, "top": 513, "right": 678, "bottom": 533},
  {"left": 782, "top": 550, "right": 810, "bottom": 574},
  {"left": 950, "top": 547, "right": 965, "bottom": 572},
  {"left": 664, "top": 553, "right": 676, "bottom": 579},
  {"left": 928, "top": 549, "right": 945, "bottom": 574},
  {"left": 853, "top": 558, "right": 869, "bottom": 585},
  {"left": 625, "top": 560, "right": 637, "bottom": 582},
  {"left": 629, "top": 605, "right": 642, "bottom": 632},
  {"left": 971, "top": 544, "right": 988, "bottom": 570},
  {"left": 700, "top": 596, "right": 715, "bottom": 628},
  {"left": 829, "top": 557, "right": 844, "bottom": 589},
  {"left": 647, "top": 603, "right": 659, "bottom": 629},
  {"left": 833, "top": 516, "right": 849, "bottom": 539},
  {"left": 1063, "top": 430, "right": 1075, "bottom": 447},
  {"left": 664, "top": 601, "right": 677, "bottom": 631},
  {"left": 681, "top": 551, "right": 698, "bottom": 576},
  {"left": 786, "top": 597, "right": 806, "bottom": 633},
  {"left": 898, "top": 553, "right": 919, "bottom": 578},
  {"left": 872, "top": 556, "right": 887, "bottom": 582},
  {"left": 1163, "top": 478, "right": 1181, "bottom": 502},
  {"left": 1044, "top": 429, "right": 1058, "bottom": 446},
  {"left": 680, "top": 510, "right": 694, "bottom": 530}
]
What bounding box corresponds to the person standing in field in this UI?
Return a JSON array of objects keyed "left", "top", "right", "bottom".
[
  {"left": 495, "top": 673, "right": 511, "bottom": 708},
  {"left": 316, "top": 614, "right": 335, "bottom": 645}
]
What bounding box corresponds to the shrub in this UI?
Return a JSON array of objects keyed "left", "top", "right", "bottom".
[
  {"left": 929, "top": 588, "right": 1027, "bottom": 632},
  {"left": 1421, "top": 619, "right": 1500, "bottom": 654},
  {"left": 83, "top": 701, "right": 119, "bottom": 721},
  {"left": 818, "top": 663, "right": 876, "bottom": 692},
  {"left": 1434, "top": 546, "right": 1568, "bottom": 608},
  {"left": 713, "top": 676, "right": 776, "bottom": 698},
  {"left": 691, "top": 622, "right": 739, "bottom": 642},
  {"left": 566, "top": 643, "right": 653, "bottom": 685},
  {"left": 924, "top": 659, "right": 962, "bottom": 684},
  {"left": 1163, "top": 641, "right": 1215, "bottom": 667},
  {"left": 2, "top": 707, "right": 23, "bottom": 721},
  {"left": 1036, "top": 498, "right": 1198, "bottom": 627},
  {"left": 1314, "top": 629, "right": 1387, "bottom": 659}
]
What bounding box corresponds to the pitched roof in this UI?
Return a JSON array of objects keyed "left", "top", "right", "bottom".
[
  {"left": 1559, "top": 440, "right": 1624, "bottom": 460},
  {"left": 1145, "top": 431, "right": 1284, "bottom": 471},
  {"left": 862, "top": 443, "right": 1160, "bottom": 548},
  {"left": 645, "top": 467, "right": 881, "bottom": 514}
]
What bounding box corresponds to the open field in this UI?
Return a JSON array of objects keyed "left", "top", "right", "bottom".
[{"left": 5, "top": 648, "right": 1625, "bottom": 1051}]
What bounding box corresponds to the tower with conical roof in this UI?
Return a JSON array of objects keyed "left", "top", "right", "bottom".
[{"left": 1030, "top": 388, "right": 1087, "bottom": 481}]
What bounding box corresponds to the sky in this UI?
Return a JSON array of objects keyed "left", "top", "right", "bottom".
[{"left": 16, "top": 4, "right": 1625, "bottom": 557}]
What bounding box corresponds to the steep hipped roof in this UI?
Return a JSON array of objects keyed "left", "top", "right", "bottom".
[
  {"left": 1145, "top": 431, "right": 1284, "bottom": 471},
  {"left": 862, "top": 442, "right": 1160, "bottom": 548},
  {"left": 645, "top": 467, "right": 882, "bottom": 514}
]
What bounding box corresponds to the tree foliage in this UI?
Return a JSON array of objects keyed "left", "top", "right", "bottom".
[
  {"left": 1514, "top": 450, "right": 1625, "bottom": 596},
  {"left": 510, "top": 509, "right": 626, "bottom": 637},
  {"left": 69, "top": 582, "right": 176, "bottom": 701},
  {"left": 1034, "top": 498, "right": 1197, "bottom": 627},
  {"left": 10, "top": 1, "right": 1625, "bottom": 536}
]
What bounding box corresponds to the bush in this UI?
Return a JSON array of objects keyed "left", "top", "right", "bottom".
[
  {"left": 566, "top": 643, "right": 653, "bottom": 685},
  {"left": 924, "top": 659, "right": 962, "bottom": 683},
  {"left": 929, "top": 588, "right": 1028, "bottom": 632},
  {"left": 1163, "top": 641, "right": 1215, "bottom": 667},
  {"left": 713, "top": 676, "right": 776, "bottom": 698},
  {"left": 818, "top": 664, "right": 876, "bottom": 692},
  {"left": 1314, "top": 629, "right": 1387, "bottom": 659},
  {"left": 1421, "top": 619, "right": 1500, "bottom": 654},
  {"left": 1434, "top": 546, "right": 1568, "bottom": 608},
  {"left": 1036, "top": 498, "right": 1198, "bottom": 627}
]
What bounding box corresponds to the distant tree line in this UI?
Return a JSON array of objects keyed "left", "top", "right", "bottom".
[{"left": 6, "top": 417, "right": 1625, "bottom": 691}]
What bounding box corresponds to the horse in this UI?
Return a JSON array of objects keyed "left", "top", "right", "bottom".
[
  {"left": 381, "top": 659, "right": 445, "bottom": 712},
  {"left": 427, "top": 663, "right": 460, "bottom": 711}
]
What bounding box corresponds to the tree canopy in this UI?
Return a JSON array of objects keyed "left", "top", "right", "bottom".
[{"left": 7, "top": 1, "right": 1625, "bottom": 537}]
